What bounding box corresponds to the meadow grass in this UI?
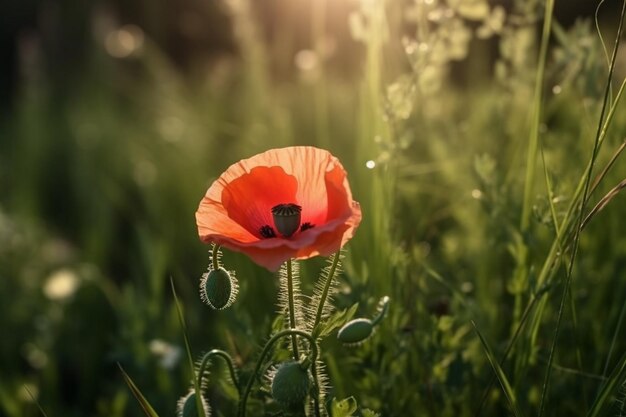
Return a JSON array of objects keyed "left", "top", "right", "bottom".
[{"left": 2, "top": 0, "right": 626, "bottom": 416}]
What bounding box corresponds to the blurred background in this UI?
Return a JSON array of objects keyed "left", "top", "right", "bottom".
[{"left": 2, "top": 0, "right": 626, "bottom": 416}]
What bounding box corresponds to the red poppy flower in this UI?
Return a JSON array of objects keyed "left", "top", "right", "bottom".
[{"left": 196, "top": 146, "right": 362, "bottom": 271}]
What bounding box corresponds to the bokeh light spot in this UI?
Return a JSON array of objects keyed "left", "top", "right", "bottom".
[{"left": 105, "top": 25, "right": 144, "bottom": 58}]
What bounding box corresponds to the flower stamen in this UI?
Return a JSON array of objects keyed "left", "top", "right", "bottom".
[
  {"left": 260, "top": 225, "right": 277, "bottom": 238},
  {"left": 272, "top": 204, "right": 302, "bottom": 237},
  {"left": 300, "top": 222, "right": 315, "bottom": 232}
]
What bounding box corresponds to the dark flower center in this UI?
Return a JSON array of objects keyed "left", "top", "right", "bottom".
[{"left": 271, "top": 203, "right": 302, "bottom": 237}]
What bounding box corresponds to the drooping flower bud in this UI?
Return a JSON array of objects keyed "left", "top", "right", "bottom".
[
  {"left": 200, "top": 267, "right": 238, "bottom": 310},
  {"left": 177, "top": 389, "right": 210, "bottom": 417},
  {"left": 270, "top": 360, "right": 310, "bottom": 409},
  {"left": 337, "top": 296, "right": 390, "bottom": 346},
  {"left": 337, "top": 318, "right": 374, "bottom": 345},
  {"left": 272, "top": 203, "right": 302, "bottom": 237}
]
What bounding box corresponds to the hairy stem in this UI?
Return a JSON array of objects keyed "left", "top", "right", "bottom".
[
  {"left": 211, "top": 244, "right": 220, "bottom": 270},
  {"left": 311, "top": 360, "right": 322, "bottom": 417},
  {"left": 197, "top": 349, "right": 240, "bottom": 397},
  {"left": 238, "top": 330, "right": 317, "bottom": 417},
  {"left": 312, "top": 253, "right": 341, "bottom": 331},
  {"left": 286, "top": 258, "right": 300, "bottom": 359}
]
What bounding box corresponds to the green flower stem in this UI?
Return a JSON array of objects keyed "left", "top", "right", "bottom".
[
  {"left": 286, "top": 259, "right": 300, "bottom": 359},
  {"left": 211, "top": 244, "right": 220, "bottom": 270},
  {"left": 238, "top": 330, "right": 318, "bottom": 417},
  {"left": 310, "top": 360, "right": 322, "bottom": 417},
  {"left": 309, "top": 253, "right": 340, "bottom": 417},
  {"left": 371, "top": 296, "right": 391, "bottom": 326},
  {"left": 312, "top": 253, "right": 340, "bottom": 331},
  {"left": 197, "top": 349, "right": 240, "bottom": 397}
]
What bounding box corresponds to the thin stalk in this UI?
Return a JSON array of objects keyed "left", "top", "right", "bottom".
[
  {"left": 474, "top": 295, "right": 538, "bottom": 417},
  {"left": 171, "top": 279, "right": 207, "bottom": 417},
  {"left": 538, "top": 2, "right": 626, "bottom": 415},
  {"left": 286, "top": 259, "right": 300, "bottom": 359},
  {"left": 312, "top": 253, "right": 340, "bottom": 330},
  {"left": 542, "top": 146, "right": 587, "bottom": 406},
  {"left": 197, "top": 349, "right": 240, "bottom": 397},
  {"left": 212, "top": 244, "right": 220, "bottom": 270},
  {"left": 589, "top": 138, "right": 626, "bottom": 197},
  {"left": 603, "top": 295, "right": 626, "bottom": 377},
  {"left": 312, "top": 0, "right": 329, "bottom": 147},
  {"left": 238, "top": 330, "right": 317, "bottom": 417},
  {"left": 308, "top": 253, "right": 340, "bottom": 417},
  {"left": 520, "top": 0, "right": 555, "bottom": 232},
  {"left": 514, "top": 0, "right": 555, "bottom": 332},
  {"left": 477, "top": 57, "right": 626, "bottom": 417},
  {"left": 311, "top": 361, "right": 322, "bottom": 417}
]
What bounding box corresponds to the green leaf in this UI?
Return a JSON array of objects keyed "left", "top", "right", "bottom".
[
  {"left": 331, "top": 396, "right": 358, "bottom": 417},
  {"left": 316, "top": 303, "right": 359, "bottom": 338},
  {"left": 471, "top": 321, "right": 524, "bottom": 417},
  {"left": 118, "top": 364, "right": 161, "bottom": 417},
  {"left": 362, "top": 409, "right": 381, "bottom": 417},
  {"left": 587, "top": 351, "right": 626, "bottom": 417},
  {"left": 271, "top": 314, "right": 285, "bottom": 334}
]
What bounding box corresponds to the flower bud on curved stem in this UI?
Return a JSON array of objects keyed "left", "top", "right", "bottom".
[
  {"left": 197, "top": 349, "right": 240, "bottom": 397},
  {"left": 238, "top": 330, "right": 317, "bottom": 417},
  {"left": 270, "top": 359, "right": 311, "bottom": 410},
  {"left": 337, "top": 296, "right": 390, "bottom": 346},
  {"left": 177, "top": 389, "right": 211, "bottom": 417},
  {"left": 201, "top": 245, "right": 239, "bottom": 310}
]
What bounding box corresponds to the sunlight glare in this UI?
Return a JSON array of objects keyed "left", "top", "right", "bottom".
[
  {"left": 44, "top": 269, "right": 80, "bottom": 301},
  {"left": 105, "top": 25, "right": 144, "bottom": 58},
  {"left": 294, "top": 49, "right": 318, "bottom": 72}
]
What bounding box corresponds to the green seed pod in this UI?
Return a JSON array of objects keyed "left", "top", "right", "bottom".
[
  {"left": 337, "top": 318, "right": 374, "bottom": 345},
  {"left": 177, "top": 390, "right": 210, "bottom": 417},
  {"left": 271, "top": 360, "right": 310, "bottom": 409},
  {"left": 200, "top": 267, "right": 238, "bottom": 310},
  {"left": 271, "top": 203, "right": 302, "bottom": 237}
]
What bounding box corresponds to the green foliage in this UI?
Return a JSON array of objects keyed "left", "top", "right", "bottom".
[
  {"left": 315, "top": 303, "right": 359, "bottom": 339},
  {"left": 3, "top": 0, "right": 626, "bottom": 416},
  {"left": 330, "top": 397, "right": 357, "bottom": 417}
]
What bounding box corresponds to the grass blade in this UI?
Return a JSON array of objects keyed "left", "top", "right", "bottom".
[
  {"left": 540, "top": 146, "right": 562, "bottom": 242},
  {"left": 589, "top": 137, "right": 626, "bottom": 197},
  {"left": 581, "top": 178, "right": 626, "bottom": 230},
  {"left": 118, "top": 364, "right": 161, "bottom": 417},
  {"left": 587, "top": 352, "right": 626, "bottom": 417},
  {"left": 23, "top": 385, "right": 49, "bottom": 417},
  {"left": 539, "top": 1, "right": 626, "bottom": 415},
  {"left": 472, "top": 321, "right": 524, "bottom": 417},
  {"left": 171, "top": 277, "right": 207, "bottom": 417},
  {"left": 520, "top": 0, "right": 555, "bottom": 233}
]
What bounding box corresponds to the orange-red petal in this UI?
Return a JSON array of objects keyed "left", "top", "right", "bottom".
[{"left": 195, "top": 146, "right": 361, "bottom": 271}]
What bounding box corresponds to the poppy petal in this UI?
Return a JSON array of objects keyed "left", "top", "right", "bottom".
[{"left": 196, "top": 146, "right": 361, "bottom": 271}]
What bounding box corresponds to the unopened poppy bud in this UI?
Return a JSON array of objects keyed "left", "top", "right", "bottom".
[
  {"left": 337, "top": 318, "right": 374, "bottom": 345},
  {"left": 271, "top": 360, "right": 310, "bottom": 409},
  {"left": 200, "top": 267, "right": 238, "bottom": 310},
  {"left": 177, "top": 390, "right": 210, "bottom": 417},
  {"left": 271, "top": 203, "right": 302, "bottom": 237},
  {"left": 338, "top": 296, "right": 390, "bottom": 346}
]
